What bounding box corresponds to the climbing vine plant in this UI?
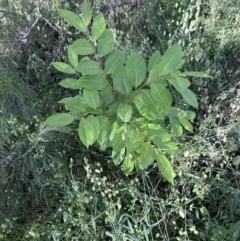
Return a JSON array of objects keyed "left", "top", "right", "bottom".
[{"left": 43, "top": 1, "right": 212, "bottom": 184}]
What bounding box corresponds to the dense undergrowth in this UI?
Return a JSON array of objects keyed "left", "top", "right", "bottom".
[{"left": 0, "top": 0, "right": 240, "bottom": 240}]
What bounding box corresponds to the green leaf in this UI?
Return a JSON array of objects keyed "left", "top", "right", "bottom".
[
  {"left": 52, "top": 62, "right": 75, "bottom": 74},
  {"left": 92, "top": 13, "right": 106, "bottom": 40},
  {"left": 148, "top": 50, "right": 161, "bottom": 71},
  {"left": 122, "top": 154, "right": 135, "bottom": 176},
  {"left": 68, "top": 47, "right": 78, "bottom": 68},
  {"left": 105, "top": 50, "right": 126, "bottom": 74},
  {"left": 181, "top": 89, "right": 198, "bottom": 108},
  {"left": 96, "top": 115, "right": 111, "bottom": 150},
  {"left": 58, "top": 97, "right": 90, "bottom": 114},
  {"left": 150, "top": 83, "right": 172, "bottom": 114},
  {"left": 97, "top": 29, "right": 114, "bottom": 57},
  {"left": 139, "top": 142, "right": 155, "bottom": 169},
  {"left": 58, "top": 9, "right": 86, "bottom": 32},
  {"left": 126, "top": 52, "right": 146, "bottom": 88},
  {"left": 134, "top": 90, "right": 161, "bottom": 120},
  {"left": 181, "top": 71, "right": 213, "bottom": 78},
  {"left": 76, "top": 60, "right": 101, "bottom": 75},
  {"left": 155, "top": 151, "right": 175, "bottom": 185},
  {"left": 147, "top": 124, "right": 178, "bottom": 153},
  {"left": 78, "top": 74, "right": 107, "bottom": 90},
  {"left": 59, "top": 78, "right": 82, "bottom": 89},
  {"left": 112, "top": 148, "right": 125, "bottom": 165},
  {"left": 71, "top": 39, "right": 94, "bottom": 55},
  {"left": 78, "top": 115, "right": 100, "bottom": 148},
  {"left": 117, "top": 103, "right": 132, "bottom": 122},
  {"left": 82, "top": 1, "right": 92, "bottom": 26},
  {"left": 113, "top": 66, "right": 132, "bottom": 96},
  {"left": 159, "top": 44, "right": 182, "bottom": 76},
  {"left": 84, "top": 89, "right": 100, "bottom": 109},
  {"left": 100, "top": 85, "right": 114, "bottom": 104},
  {"left": 167, "top": 76, "right": 190, "bottom": 93},
  {"left": 125, "top": 125, "right": 144, "bottom": 154},
  {"left": 178, "top": 118, "right": 193, "bottom": 132},
  {"left": 110, "top": 122, "right": 125, "bottom": 152},
  {"left": 43, "top": 113, "right": 75, "bottom": 127},
  {"left": 169, "top": 117, "right": 183, "bottom": 137}
]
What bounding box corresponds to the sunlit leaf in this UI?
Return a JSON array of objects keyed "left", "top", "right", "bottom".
[
  {"left": 97, "top": 29, "right": 114, "bottom": 57},
  {"left": 178, "top": 118, "right": 193, "bottom": 132},
  {"left": 92, "top": 13, "right": 106, "bottom": 40},
  {"left": 52, "top": 62, "right": 75, "bottom": 74},
  {"left": 71, "top": 39, "right": 94, "bottom": 55},
  {"left": 155, "top": 151, "right": 175, "bottom": 185},
  {"left": 78, "top": 115, "right": 100, "bottom": 148},
  {"left": 169, "top": 117, "right": 183, "bottom": 137},
  {"left": 43, "top": 113, "right": 75, "bottom": 127},
  {"left": 58, "top": 9, "right": 86, "bottom": 32},
  {"left": 126, "top": 52, "right": 146, "bottom": 88},
  {"left": 139, "top": 142, "right": 155, "bottom": 169},
  {"left": 117, "top": 104, "right": 132, "bottom": 122}
]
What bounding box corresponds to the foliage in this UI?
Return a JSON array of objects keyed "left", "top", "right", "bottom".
[{"left": 43, "top": 2, "right": 211, "bottom": 184}]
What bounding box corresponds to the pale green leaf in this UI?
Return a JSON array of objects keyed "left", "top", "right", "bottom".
[
  {"left": 92, "top": 13, "right": 106, "bottom": 40},
  {"left": 78, "top": 115, "right": 100, "bottom": 148},
  {"left": 105, "top": 50, "right": 126, "bottom": 74},
  {"left": 169, "top": 117, "right": 183, "bottom": 137},
  {"left": 150, "top": 83, "right": 172, "bottom": 114},
  {"left": 52, "top": 62, "right": 75, "bottom": 74},
  {"left": 58, "top": 9, "right": 86, "bottom": 32},
  {"left": 76, "top": 60, "right": 101, "bottom": 75},
  {"left": 148, "top": 50, "right": 161, "bottom": 71},
  {"left": 117, "top": 104, "right": 132, "bottom": 122},
  {"left": 58, "top": 97, "right": 91, "bottom": 114},
  {"left": 167, "top": 76, "right": 190, "bottom": 93},
  {"left": 59, "top": 78, "right": 82, "bottom": 89},
  {"left": 97, "top": 29, "right": 114, "bottom": 57},
  {"left": 112, "top": 148, "right": 125, "bottom": 165},
  {"left": 181, "top": 89, "right": 198, "bottom": 108},
  {"left": 126, "top": 52, "right": 146, "bottom": 88},
  {"left": 139, "top": 142, "right": 155, "bottom": 169},
  {"left": 43, "top": 113, "right": 75, "bottom": 127},
  {"left": 96, "top": 115, "right": 111, "bottom": 150},
  {"left": 58, "top": 97, "right": 90, "bottom": 114},
  {"left": 159, "top": 44, "right": 182, "bottom": 76},
  {"left": 134, "top": 90, "right": 161, "bottom": 120},
  {"left": 82, "top": 1, "right": 92, "bottom": 26},
  {"left": 178, "top": 118, "right": 193, "bottom": 132},
  {"left": 122, "top": 154, "right": 135, "bottom": 176},
  {"left": 68, "top": 47, "right": 78, "bottom": 68},
  {"left": 155, "top": 151, "right": 175, "bottom": 185},
  {"left": 181, "top": 71, "right": 213, "bottom": 78},
  {"left": 78, "top": 74, "right": 107, "bottom": 90},
  {"left": 84, "top": 89, "right": 100, "bottom": 109},
  {"left": 113, "top": 66, "right": 132, "bottom": 96},
  {"left": 110, "top": 122, "right": 125, "bottom": 152},
  {"left": 71, "top": 39, "right": 94, "bottom": 55},
  {"left": 125, "top": 125, "right": 144, "bottom": 154}
]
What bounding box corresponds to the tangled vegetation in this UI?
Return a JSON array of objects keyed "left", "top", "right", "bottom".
[{"left": 0, "top": 0, "right": 240, "bottom": 240}]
